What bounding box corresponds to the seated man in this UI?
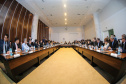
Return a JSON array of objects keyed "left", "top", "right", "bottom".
[
  {"left": 108, "top": 35, "right": 118, "bottom": 50},
  {"left": 96, "top": 38, "right": 104, "bottom": 48},
  {"left": 0, "top": 34, "right": 10, "bottom": 54},
  {"left": 91, "top": 37, "right": 97, "bottom": 46},
  {"left": 64, "top": 41, "right": 67, "bottom": 44},
  {"left": 39, "top": 40, "right": 43, "bottom": 47},
  {"left": 12, "top": 38, "right": 21, "bottom": 52},
  {"left": 81, "top": 40, "right": 85, "bottom": 45},
  {"left": 22, "top": 38, "right": 30, "bottom": 51},
  {"left": 121, "top": 36, "right": 126, "bottom": 53},
  {"left": 27, "top": 40, "right": 33, "bottom": 47}
]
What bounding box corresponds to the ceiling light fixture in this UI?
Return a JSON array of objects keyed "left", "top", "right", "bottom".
[
  {"left": 65, "top": 23, "right": 67, "bottom": 25},
  {"left": 64, "top": 4, "right": 66, "bottom": 8},
  {"left": 65, "top": 18, "right": 67, "bottom": 21},
  {"left": 64, "top": 13, "right": 67, "bottom": 16}
]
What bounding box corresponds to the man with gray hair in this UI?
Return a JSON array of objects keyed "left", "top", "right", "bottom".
[
  {"left": 22, "top": 38, "right": 30, "bottom": 51},
  {"left": 108, "top": 35, "right": 118, "bottom": 50},
  {"left": 121, "top": 35, "right": 126, "bottom": 53}
]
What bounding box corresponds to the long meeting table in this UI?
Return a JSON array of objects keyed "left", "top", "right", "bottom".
[
  {"left": 0, "top": 45, "right": 60, "bottom": 83},
  {"left": 0, "top": 44, "right": 126, "bottom": 84}
]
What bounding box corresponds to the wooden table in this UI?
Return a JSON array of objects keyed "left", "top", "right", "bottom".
[
  {"left": 0, "top": 44, "right": 126, "bottom": 84},
  {"left": 0, "top": 46, "right": 59, "bottom": 83},
  {"left": 73, "top": 45, "right": 126, "bottom": 84}
]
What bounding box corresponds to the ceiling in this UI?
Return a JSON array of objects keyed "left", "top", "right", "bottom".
[{"left": 16, "top": 0, "right": 111, "bottom": 27}]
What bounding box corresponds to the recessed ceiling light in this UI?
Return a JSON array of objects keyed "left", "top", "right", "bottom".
[
  {"left": 65, "top": 18, "right": 67, "bottom": 21},
  {"left": 64, "top": 4, "right": 66, "bottom": 8},
  {"left": 65, "top": 23, "right": 67, "bottom": 25},
  {"left": 64, "top": 13, "right": 67, "bottom": 16}
]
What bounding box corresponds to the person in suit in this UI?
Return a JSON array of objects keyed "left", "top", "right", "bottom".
[
  {"left": 87, "top": 39, "right": 92, "bottom": 46},
  {"left": 81, "top": 40, "right": 85, "bottom": 45},
  {"left": 22, "top": 38, "right": 30, "bottom": 51},
  {"left": 121, "top": 36, "right": 126, "bottom": 53},
  {"left": 96, "top": 38, "right": 104, "bottom": 48},
  {"left": 91, "top": 37, "right": 97, "bottom": 46},
  {"left": 64, "top": 41, "right": 67, "bottom": 44},
  {"left": 0, "top": 34, "right": 10, "bottom": 54},
  {"left": 108, "top": 35, "right": 118, "bottom": 50},
  {"left": 68, "top": 41, "right": 71, "bottom": 44},
  {"left": 12, "top": 38, "right": 21, "bottom": 52},
  {"left": 34, "top": 39, "right": 39, "bottom": 48},
  {"left": 27, "top": 40, "right": 33, "bottom": 47},
  {"left": 39, "top": 40, "right": 43, "bottom": 47}
]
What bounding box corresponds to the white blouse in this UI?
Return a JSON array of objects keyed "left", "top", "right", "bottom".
[{"left": 104, "top": 43, "right": 109, "bottom": 49}]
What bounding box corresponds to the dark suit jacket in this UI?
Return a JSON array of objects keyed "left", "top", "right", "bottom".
[
  {"left": 81, "top": 42, "right": 85, "bottom": 44},
  {"left": 12, "top": 43, "right": 21, "bottom": 52},
  {"left": 39, "top": 42, "right": 43, "bottom": 47},
  {"left": 109, "top": 41, "right": 118, "bottom": 50},
  {"left": 27, "top": 43, "right": 32, "bottom": 47},
  {"left": 34, "top": 42, "right": 38, "bottom": 48},
  {"left": 91, "top": 41, "right": 97, "bottom": 46},
  {"left": 0, "top": 40, "right": 10, "bottom": 54},
  {"left": 96, "top": 41, "right": 104, "bottom": 48},
  {"left": 121, "top": 42, "right": 126, "bottom": 53}
]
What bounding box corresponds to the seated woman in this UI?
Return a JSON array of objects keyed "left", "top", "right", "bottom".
[{"left": 103, "top": 38, "right": 109, "bottom": 50}]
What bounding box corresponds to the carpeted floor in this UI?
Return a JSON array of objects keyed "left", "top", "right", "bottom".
[{"left": 18, "top": 48, "right": 109, "bottom": 84}]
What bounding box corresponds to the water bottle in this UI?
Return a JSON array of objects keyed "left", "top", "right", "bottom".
[
  {"left": 34, "top": 46, "right": 35, "bottom": 50},
  {"left": 101, "top": 45, "right": 104, "bottom": 51},
  {"left": 25, "top": 49, "right": 28, "bottom": 52},
  {"left": 89, "top": 46, "right": 91, "bottom": 49},
  {"left": 118, "top": 47, "right": 121, "bottom": 55},
  {"left": 96, "top": 46, "right": 98, "bottom": 50},
  {"left": 9, "top": 48, "right": 12, "bottom": 56},
  {"left": 94, "top": 46, "right": 95, "bottom": 50}
]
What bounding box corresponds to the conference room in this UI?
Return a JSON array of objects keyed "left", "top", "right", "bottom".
[{"left": 0, "top": 0, "right": 126, "bottom": 84}]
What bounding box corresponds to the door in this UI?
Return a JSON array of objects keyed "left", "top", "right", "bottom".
[{"left": 108, "top": 29, "right": 114, "bottom": 37}]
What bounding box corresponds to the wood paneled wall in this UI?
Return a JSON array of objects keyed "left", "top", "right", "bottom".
[
  {"left": 0, "top": 0, "right": 33, "bottom": 42},
  {"left": 37, "top": 20, "right": 49, "bottom": 42}
]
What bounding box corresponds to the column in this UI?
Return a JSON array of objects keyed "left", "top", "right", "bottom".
[
  {"left": 31, "top": 14, "right": 39, "bottom": 42},
  {"left": 93, "top": 13, "right": 102, "bottom": 39}
]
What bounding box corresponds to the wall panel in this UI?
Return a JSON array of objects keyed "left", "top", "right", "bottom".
[
  {"left": 0, "top": 0, "right": 33, "bottom": 42},
  {"left": 37, "top": 20, "right": 49, "bottom": 42}
]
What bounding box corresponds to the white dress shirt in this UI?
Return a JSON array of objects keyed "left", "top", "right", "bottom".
[{"left": 104, "top": 43, "right": 109, "bottom": 49}]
